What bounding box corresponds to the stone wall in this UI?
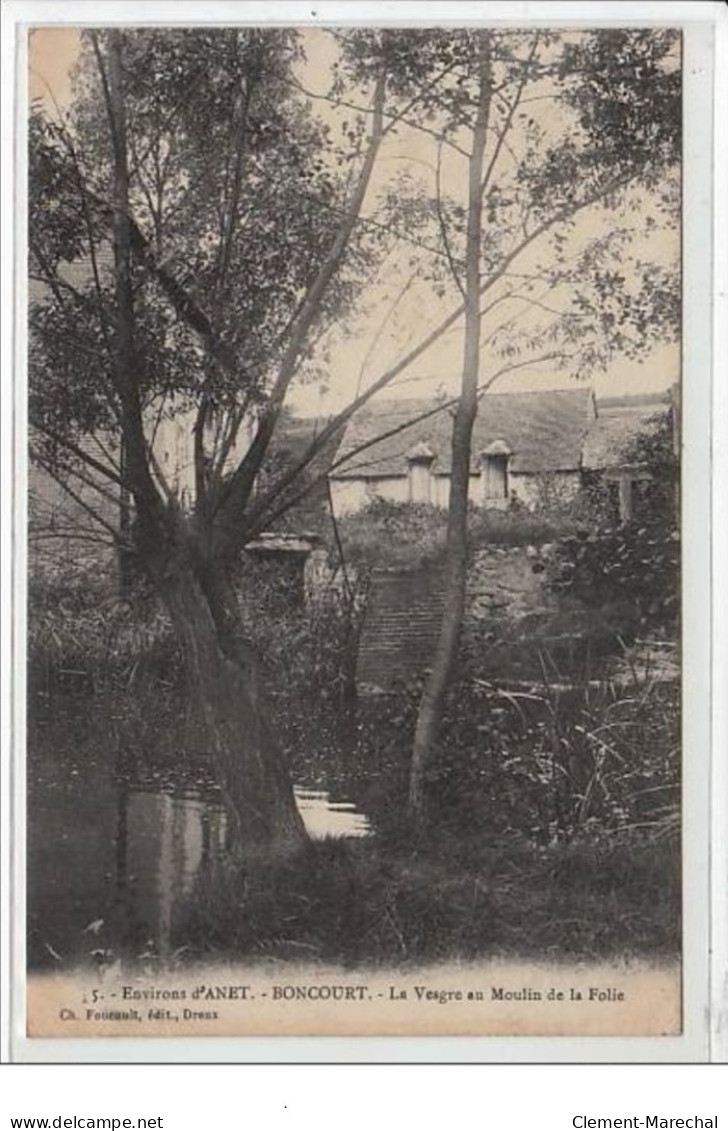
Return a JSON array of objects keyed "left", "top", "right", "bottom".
[
  {"left": 356, "top": 542, "right": 631, "bottom": 692},
  {"left": 356, "top": 567, "right": 446, "bottom": 692},
  {"left": 463, "top": 543, "right": 609, "bottom": 683},
  {"left": 467, "top": 544, "right": 555, "bottom": 623}
]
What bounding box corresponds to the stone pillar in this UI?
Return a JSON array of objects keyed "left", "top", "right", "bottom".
[
  {"left": 406, "top": 443, "right": 435, "bottom": 504},
  {"left": 618, "top": 473, "right": 633, "bottom": 523}
]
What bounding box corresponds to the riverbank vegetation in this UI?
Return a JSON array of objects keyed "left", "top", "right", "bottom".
[
  {"left": 176, "top": 826, "right": 679, "bottom": 969},
  {"left": 28, "top": 545, "right": 680, "bottom": 971}
]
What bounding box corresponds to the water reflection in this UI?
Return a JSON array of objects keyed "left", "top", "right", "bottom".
[
  {"left": 28, "top": 744, "right": 370, "bottom": 969},
  {"left": 295, "top": 787, "right": 371, "bottom": 840}
]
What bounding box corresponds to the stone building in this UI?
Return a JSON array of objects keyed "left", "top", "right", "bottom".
[
  {"left": 581, "top": 393, "right": 675, "bottom": 524},
  {"left": 329, "top": 388, "right": 597, "bottom": 516},
  {"left": 328, "top": 387, "right": 675, "bottom": 524}
]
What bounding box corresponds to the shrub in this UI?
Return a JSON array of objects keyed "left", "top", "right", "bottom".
[
  {"left": 337, "top": 498, "right": 583, "bottom": 572},
  {"left": 28, "top": 563, "right": 179, "bottom": 695},
  {"left": 351, "top": 669, "right": 679, "bottom": 850},
  {"left": 550, "top": 524, "right": 680, "bottom": 636}
]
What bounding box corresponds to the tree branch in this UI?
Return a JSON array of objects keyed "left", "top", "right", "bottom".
[
  {"left": 213, "top": 69, "right": 389, "bottom": 541},
  {"left": 30, "top": 450, "right": 128, "bottom": 549},
  {"left": 217, "top": 74, "right": 255, "bottom": 295},
  {"left": 435, "top": 139, "right": 466, "bottom": 299},
  {"left": 31, "top": 423, "right": 128, "bottom": 489},
  {"left": 291, "top": 58, "right": 468, "bottom": 154},
  {"left": 355, "top": 274, "right": 416, "bottom": 399},
  {"left": 91, "top": 30, "right": 168, "bottom": 530},
  {"left": 481, "top": 32, "right": 540, "bottom": 198},
  {"left": 236, "top": 169, "right": 634, "bottom": 542}
]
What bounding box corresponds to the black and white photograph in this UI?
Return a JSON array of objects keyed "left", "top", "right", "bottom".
[{"left": 20, "top": 15, "right": 694, "bottom": 1045}]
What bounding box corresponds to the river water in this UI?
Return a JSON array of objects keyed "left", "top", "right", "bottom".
[{"left": 27, "top": 721, "right": 370, "bottom": 970}]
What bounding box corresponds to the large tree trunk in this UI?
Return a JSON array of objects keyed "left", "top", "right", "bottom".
[
  {"left": 98, "top": 30, "right": 308, "bottom": 863},
  {"left": 161, "top": 561, "right": 309, "bottom": 862},
  {"left": 408, "top": 35, "right": 492, "bottom": 828}
]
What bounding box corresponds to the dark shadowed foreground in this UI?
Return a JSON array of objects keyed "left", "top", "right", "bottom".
[{"left": 28, "top": 674, "right": 679, "bottom": 973}]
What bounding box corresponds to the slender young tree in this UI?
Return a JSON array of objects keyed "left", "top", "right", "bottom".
[
  {"left": 408, "top": 33, "right": 493, "bottom": 823},
  {"left": 350, "top": 27, "right": 680, "bottom": 826}
]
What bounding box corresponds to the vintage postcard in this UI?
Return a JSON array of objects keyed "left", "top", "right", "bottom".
[{"left": 7, "top": 2, "right": 722, "bottom": 1061}]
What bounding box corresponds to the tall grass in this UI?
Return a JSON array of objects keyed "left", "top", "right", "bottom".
[
  {"left": 350, "top": 659, "right": 680, "bottom": 852},
  {"left": 28, "top": 556, "right": 185, "bottom": 698},
  {"left": 174, "top": 828, "right": 679, "bottom": 968}
]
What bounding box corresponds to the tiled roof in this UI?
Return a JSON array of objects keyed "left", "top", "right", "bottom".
[
  {"left": 331, "top": 388, "right": 595, "bottom": 479},
  {"left": 582, "top": 403, "right": 670, "bottom": 470}
]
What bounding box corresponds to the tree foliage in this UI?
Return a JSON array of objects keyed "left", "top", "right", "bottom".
[
  {"left": 325, "top": 28, "right": 680, "bottom": 825},
  {"left": 551, "top": 414, "right": 679, "bottom": 635}
]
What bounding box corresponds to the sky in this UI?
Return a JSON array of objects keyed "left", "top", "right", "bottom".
[
  {"left": 27, "top": 26, "right": 681, "bottom": 419},
  {"left": 28, "top": 27, "right": 78, "bottom": 109}
]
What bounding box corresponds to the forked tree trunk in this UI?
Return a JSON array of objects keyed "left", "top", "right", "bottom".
[
  {"left": 408, "top": 35, "right": 492, "bottom": 828},
  {"left": 99, "top": 29, "right": 310, "bottom": 863},
  {"left": 161, "top": 564, "right": 309, "bottom": 862}
]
